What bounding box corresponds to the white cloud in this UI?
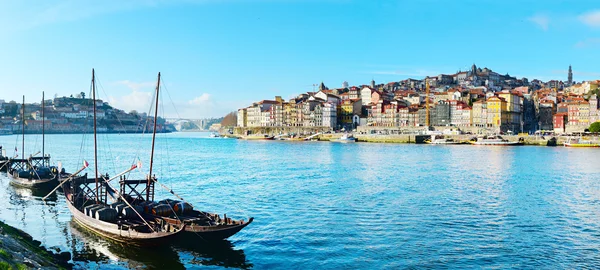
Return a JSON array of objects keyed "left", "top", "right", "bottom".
[
  {"left": 579, "top": 10, "right": 600, "bottom": 28},
  {"left": 188, "top": 93, "right": 212, "bottom": 105},
  {"left": 528, "top": 14, "right": 550, "bottom": 31},
  {"left": 574, "top": 38, "right": 600, "bottom": 48},
  {"left": 108, "top": 90, "right": 153, "bottom": 114}
]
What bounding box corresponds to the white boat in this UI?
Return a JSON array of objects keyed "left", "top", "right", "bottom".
[
  {"left": 563, "top": 137, "right": 600, "bottom": 147},
  {"left": 332, "top": 133, "right": 356, "bottom": 143},
  {"left": 469, "top": 135, "right": 523, "bottom": 146},
  {"left": 209, "top": 133, "right": 220, "bottom": 138},
  {"left": 425, "top": 135, "right": 461, "bottom": 145}
]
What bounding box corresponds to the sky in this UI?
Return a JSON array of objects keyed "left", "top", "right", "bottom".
[{"left": 1, "top": 0, "right": 599, "bottom": 118}]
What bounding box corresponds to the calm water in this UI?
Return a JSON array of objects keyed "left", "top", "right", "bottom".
[{"left": 1, "top": 132, "right": 600, "bottom": 269}]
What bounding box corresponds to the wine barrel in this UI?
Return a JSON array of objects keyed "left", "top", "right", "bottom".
[
  {"left": 159, "top": 199, "right": 178, "bottom": 206},
  {"left": 142, "top": 202, "right": 158, "bottom": 214},
  {"left": 84, "top": 205, "right": 103, "bottom": 217},
  {"left": 95, "top": 208, "right": 118, "bottom": 222},
  {"left": 110, "top": 202, "right": 125, "bottom": 211},
  {"left": 173, "top": 202, "right": 193, "bottom": 214},
  {"left": 151, "top": 204, "right": 172, "bottom": 217}
]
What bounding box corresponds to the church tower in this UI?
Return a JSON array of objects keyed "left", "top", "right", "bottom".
[{"left": 568, "top": 65, "right": 573, "bottom": 86}]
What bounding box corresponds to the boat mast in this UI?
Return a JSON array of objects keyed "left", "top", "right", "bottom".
[
  {"left": 92, "top": 69, "right": 99, "bottom": 203},
  {"left": 147, "top": 72, "right": 160, "bottom": 201},
  {"left": 42, "top": 91, "right": 45, "bottom": 160},
  {"left": 22, "top": 95, "right": 25, "bottom": 160}
]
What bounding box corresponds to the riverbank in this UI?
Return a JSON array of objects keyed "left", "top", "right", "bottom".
[
  {"left": 225, "top": 133, "right": 571, "bottom": 146},
  {"left": 0, "top": 221, "right": 71, "bottom": 269}
]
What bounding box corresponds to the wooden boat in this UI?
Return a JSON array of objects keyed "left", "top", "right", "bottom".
[
  {"left": 332, "top": 133, "right": 356, "bottom": 143},
  {"left": 0, "top": 147, "right": 9, "bottom": 172},
  {"left": 122, "top": 72, "right": 253, "bottom": 240},
  {"left": 8, "top": 94, "right": 59, "bottom": 189},
  {"left": 564, "top": 137, "right": 600, "bottom": 147},
  {"left": 46, "top": 69, "right": 183, "bottom": 246},
  {"left": 469, "top": 135, "right": 524, "bottom": 146},
  {"left": 425, "top": 135, "right": 462, "bottom": 145},
  {"left": 243, "top": 134, "right": 274, "bottom": 140}
]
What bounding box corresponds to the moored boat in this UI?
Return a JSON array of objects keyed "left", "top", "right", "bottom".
[
  {"left": 425, "top": 135, "right": 462, "bottom": 145},
  {"left": 469, "top": 135, "right": 524, "bottom": 146},
  {"left": 243, "top": 134, "right": 274, "bottom": 140},
  {"left": 332, "top": 133, "right": 356, "bottom": 143},
  {"left": 8, "top": 93, "right": 59, "bottom": 189},
  {"left": 563, "top": 137, "right": 600, "bottom": 147},
  {"left": 46, "top": 69, "right": 184, "bottom": 246}
]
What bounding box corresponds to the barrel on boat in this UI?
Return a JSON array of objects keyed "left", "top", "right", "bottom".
[
  {"left": 110, "top": 202, "right": 125, "bottom": 211},
  {"left": 140, "top": 202, "right": 157, "bottom": 213},
  {"left": 151, "top": 204, "right": 172, "bottom": 217},
  {"left": 95, "top": 208, "right": 118, "bottom": 222},
  {"left": 159, "top": 199, "right": 178, "bottom": 206},
  {"left": 121, "top": 205, "right": 144, "bottom": 218},
  {"left": 173, "top": 202, "right": 193, "bottom": 214},
  {"left": 84, "top": 205, "right": 103, "bottom": 217}
]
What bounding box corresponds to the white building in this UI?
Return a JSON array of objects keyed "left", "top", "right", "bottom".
[
  {"left": 60, "top": 111, "right": 88, "bottom": 119},
  {"left": 322, "top": 102, "right": 337, "bottom": 128}
]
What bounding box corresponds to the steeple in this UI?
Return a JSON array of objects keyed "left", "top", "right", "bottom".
[
  {"left": 370, "top": 78, "right": 375, "bottom": 88},
  {"left": 319, "top": 81, "right": 327, "bottom": 91},
  {"left": 471, "top": 63, "right": 477, "bottom": 75},
  {"left": 568, "top": 65, "right": 573, "bottom": 86}
]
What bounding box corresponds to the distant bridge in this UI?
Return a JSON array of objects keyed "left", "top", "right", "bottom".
[{"left": 165, "top": 118, "right": 221, "bottom": 131}]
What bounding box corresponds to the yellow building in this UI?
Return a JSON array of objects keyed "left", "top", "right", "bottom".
[
  {"left": 486, "top": 96, "right": 507, "bottom": 128},
  {"left": 498, "top": 91, "right": 522, "bottom": 132}
]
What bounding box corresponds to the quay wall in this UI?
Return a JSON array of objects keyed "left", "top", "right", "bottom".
[{"left": 228, "top": 127, "right": 600, "bottom": 146}]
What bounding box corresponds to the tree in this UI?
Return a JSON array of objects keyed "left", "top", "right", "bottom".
[
  {"left": 589, "top": 122, "right": 600, "bottom": 133},
  {"left": 221, "top": 112, "right": 238, "bottom": 127},
  {"left": 80, "top": 91, "right": 86, "bottom": 99}
]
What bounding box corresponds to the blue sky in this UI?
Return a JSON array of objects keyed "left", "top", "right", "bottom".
[{"left": 1, "top": 0, "right": 599, "bottom": 118}]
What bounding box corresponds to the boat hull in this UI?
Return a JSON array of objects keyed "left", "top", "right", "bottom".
[
  {"left": 66, "top": 200, "right": 182, "bottom": 246},
  {"left": 426, "top": 141, "right": 462, "bottom": 145},
  {"left": 470, "top": 142, "right": 523, "bottom": 146},
  {"left": 564, "top": 143, "right": 600, "bottom": 147},
  {"left": 183, "top": 217, "right": 254, "bottom": 240},
  {"left": 8, "top": 174, "right": 58, "bottom": 189}
]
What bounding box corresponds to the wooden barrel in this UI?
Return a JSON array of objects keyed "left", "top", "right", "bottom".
[
  {"left": 151, "top": 204, "right": 172, "bottom": 217},
  {"left": 95, "top": 208, "right": 117, "bottom": 222},
  {"left": 84, "top": 205, "right": 103, "bottom": 217},
  {"left": 142, "top": 202, "right": 158, "bottom": 213},
  {"left": 173, "top": 202, "right": 193, "bottom": 214},
  {"left": 159, "top": 199, "right": 178, "bottom": 206}
]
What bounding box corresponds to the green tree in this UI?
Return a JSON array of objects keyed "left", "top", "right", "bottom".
[{"left": 589, "top": 122, "right": 600, "bottom": 133}]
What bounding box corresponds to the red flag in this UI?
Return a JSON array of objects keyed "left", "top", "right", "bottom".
[{"left": 83, "top": 160, "right": 89, "bottom": 168}]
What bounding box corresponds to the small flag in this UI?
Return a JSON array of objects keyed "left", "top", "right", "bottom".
[
  {"left": 83, "top": 160, "right": 89, "bottom": 168},
  {"left": 58, "top": 161, "right": 62, "bottom": 173},
  {"left": 130, "top": 164, "right": 137, "bottom": 170},
  {"left": 137, "top": 160, "right": 142, "bottom": 170},
  {"left": 15, "top": 147, "right": 17, "bottom": 152}
]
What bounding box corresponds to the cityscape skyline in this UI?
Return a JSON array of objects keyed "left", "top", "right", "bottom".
[{"left": 1, "top": 1, "right": 599, "bottom": 118}]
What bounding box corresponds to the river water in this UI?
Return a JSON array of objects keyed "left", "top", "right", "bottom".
[{"left": 0, "top": 132, "right": 599, "bottom": 269}]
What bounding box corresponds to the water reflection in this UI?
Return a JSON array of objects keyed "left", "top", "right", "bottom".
[
  {"left": 174, "top": 237, "right": 253, "bottom": 269},
  {"left": 69, "top": 220, "right": 184, "bottom": 269},
  {"left": 68, "top": 220, "right": 252, "bottom": 269}
]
